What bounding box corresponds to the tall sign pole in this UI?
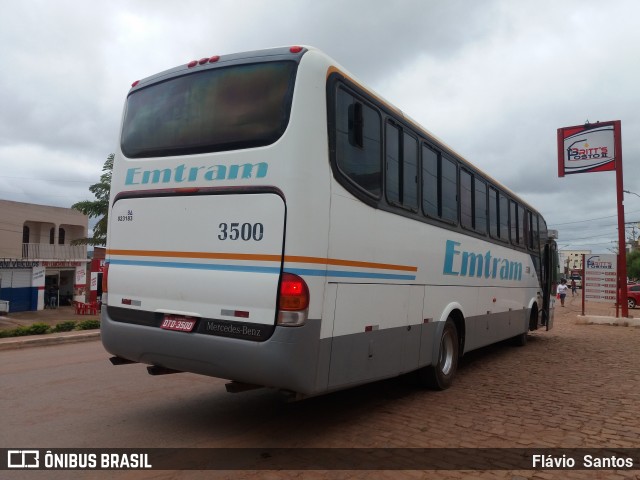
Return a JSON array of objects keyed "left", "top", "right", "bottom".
[
  {"left": 557, "top": 120, "right": 627, "bottom": 317},
  {"left": 613, "top": 121, "right": 628, "bottom": 317}
]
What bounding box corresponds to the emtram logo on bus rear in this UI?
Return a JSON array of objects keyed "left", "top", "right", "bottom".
[{"left": 124, "top": 162, "right": 269, "bottom": 185}]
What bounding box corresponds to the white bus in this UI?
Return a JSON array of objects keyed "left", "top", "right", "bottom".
[{"left": 102, "top": 46, "right": 557, "bottom": 399}]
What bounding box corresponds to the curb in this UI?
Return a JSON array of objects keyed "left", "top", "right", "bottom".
[
  {"left": 0, "top": 330, "right": 101, "bottom": 351},
  {"left": 576, "top": 315, "right": 640, "bottom": 327}
]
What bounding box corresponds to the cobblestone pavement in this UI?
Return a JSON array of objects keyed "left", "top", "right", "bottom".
[
  {"left": 3, "top": 295, "right": 640, "bottom": 479},
  {"left": 129, "top": 295, "right": 639, "bottom": 480},
  {"left": 226, "top": 295, "right": 640, "bottom": 480}
]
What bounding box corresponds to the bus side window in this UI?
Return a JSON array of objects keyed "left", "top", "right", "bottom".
[
  {"left": 489, "top": 187, "right": 499, "bottom": 238},
  {"left": 335, "top": 87, "right": 382, "bottom": 197},
  {"left": 386, "top": 122, "right": 401, "bottom": 205},
  {"left": 460, "top": 169, "right": 473, "bottom": 230},
  {"left": 441, "top": 156, "right": 458, "bottom": 223},
  {"left": 528, "top": 211, "right": 540, "bottom": 251},
  {"left": 421, "top": 145, "right": 457, "bottom": 224},
  {"left": 518, "top": 204, "right": 526, "bottom": 247},
  {"left": 474, "top": 177, "right": 487, "bottom": 234},
  {"left": 348, "top": 102, "right": 363, "bottom": 148},
  {"left": 422, "top": 145, "right": 438, "bottom": 218},
  {"left": 402, "top": 132, "right": 418, "bottom": 210},
  {"left": 510, "top": 200, "right": 518, "bottom": 245},
  {"left": 499, "top": 193, "right": 509, "bottom": 241},
  {"left": 461, "top": 170, "right": 487, "bottom": 234},
  {"left": 386, "top": 122, "right": 418, "bottom": 211}
]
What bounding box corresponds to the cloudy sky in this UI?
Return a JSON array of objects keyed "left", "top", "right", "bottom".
[{"left": 1, "top": 0, "right": 639, "bottom": 253}]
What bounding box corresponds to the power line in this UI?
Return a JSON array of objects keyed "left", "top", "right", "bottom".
[{"left": 549, "top": 210, "right": 640, "bottom": 227}]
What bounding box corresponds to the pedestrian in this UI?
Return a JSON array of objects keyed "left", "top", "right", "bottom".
[
  {"left": 48, "top": 285, "right": 58, "bottom": 309},
  {"left": 557, "top": 279, "right": 568, "bottom": 307},
  {"left": 570, "top": 278, "right": 577, "bottom": 297}
]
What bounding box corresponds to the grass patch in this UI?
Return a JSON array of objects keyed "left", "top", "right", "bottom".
[
  {"left": 52, "top": 321, "right": 78, "bottom": 333},
  {"left": 0, "top": 319, "right": 100, "bottom": 338},
  {"left": 77, "top": 319, "right": 101, "bottom": 330}
]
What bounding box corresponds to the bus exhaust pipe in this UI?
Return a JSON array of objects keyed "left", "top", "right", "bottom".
[
  {"left": 147, "top": 365, "right": 183, "bottom": 375},
  {"left": 225, "top": 381, "right": 263, "bottom": 393},
  {"left": 109, "top": 356, "right": 137, "bottom": 366}
]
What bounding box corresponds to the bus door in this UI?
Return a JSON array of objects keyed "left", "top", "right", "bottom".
[{"left": 541, "top": 241, "right": 557, "bottom": 330}]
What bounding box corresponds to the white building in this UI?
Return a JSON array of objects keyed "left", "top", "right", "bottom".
[
  {"left": 559, "top": 249, "right": 591, "bottom": 276},
  {"left": 0, "top": 199, "right": 88, "bottom": 312}
]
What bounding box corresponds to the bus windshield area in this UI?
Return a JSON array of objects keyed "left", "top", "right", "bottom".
[{"left": 121, "top": 61, "right": 297, "bottom": 158}]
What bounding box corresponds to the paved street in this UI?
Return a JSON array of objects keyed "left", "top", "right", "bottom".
[{"left": 1, "top": 296, "right": 639, "bottom": 479}]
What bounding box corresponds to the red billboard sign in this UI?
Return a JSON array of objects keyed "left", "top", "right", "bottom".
[{"left": 557, "top": 121, "right": 621, "bottom": 177}]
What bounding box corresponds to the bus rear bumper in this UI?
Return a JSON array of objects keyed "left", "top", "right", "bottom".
[{"left": 100, "top": 308, "right": 325, "bottom": 396}]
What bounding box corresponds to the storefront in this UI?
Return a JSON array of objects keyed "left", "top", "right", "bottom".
[
  {"left": 0, "top": 259, "right": 89, "bottom": 312},
  {"left": 0, "top": 259, "right": 39, "bottom": 312},
  {"left": 88, "top": 247, "right": 106, "bottom": 305}
]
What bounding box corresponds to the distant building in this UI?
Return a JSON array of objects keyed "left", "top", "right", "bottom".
[
  {"left": 559, "top": 249, "right": 591, "bottom": 276},
  {"left": 0, "top": 199, "right": 88, "bottom": 312}
]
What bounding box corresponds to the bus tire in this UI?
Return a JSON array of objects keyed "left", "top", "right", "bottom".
[
  {"left": 512, "top": 331, "right": 528, "bottom": 346},
  {"left": 419, "top": 318, "right": 459, "bottom": 390},
  {"left": 514, "top": 308, "right": 536, "bottom": 346}
]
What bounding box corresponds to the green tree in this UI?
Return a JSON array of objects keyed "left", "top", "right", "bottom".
[
  {"left": 626, "top": 249, "right": 640, "bottom": 280},
  {"left": 71, "top": 154, "right": 113, "bottom": 246}
]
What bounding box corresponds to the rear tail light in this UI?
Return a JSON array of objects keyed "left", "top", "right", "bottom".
[{"left": 277, "top": 272, "right": 309, "bottom": 326}]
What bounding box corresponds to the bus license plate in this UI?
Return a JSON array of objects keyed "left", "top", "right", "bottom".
[{"left": 160, "top": 315, "right": 196, "bottom": 332}]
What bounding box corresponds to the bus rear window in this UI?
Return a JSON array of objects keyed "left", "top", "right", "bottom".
[{"left": 121, "top": 61, "right": 297, "bottom": 158}]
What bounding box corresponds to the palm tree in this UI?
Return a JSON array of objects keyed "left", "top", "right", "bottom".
[{"left": 71, "top": 154, "right": 113, "bottom": 246}]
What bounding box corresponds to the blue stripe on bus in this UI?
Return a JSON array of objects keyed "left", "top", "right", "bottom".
[
  {"left": 109, "top": 259, "right": 281, "bottom": 274},
  {"left": 287, "top": 268, "right": 416, "bottom": 281},
  {"left": 108, "top": 259, "right": 417, "bottom": 281}
]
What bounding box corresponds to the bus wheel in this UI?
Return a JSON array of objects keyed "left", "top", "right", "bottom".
[
  {"left": 512, "top": 331, "right": 528, "bottom": 346},
  {"left": 513, "top": 310, "right": 534, "bottom": 346},
  {"left": 418, "top": 318, "right": 459, "bottom": 390}
]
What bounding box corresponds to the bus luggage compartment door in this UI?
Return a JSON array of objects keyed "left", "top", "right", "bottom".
[{"left": 107, "top": 191, "right": 286, "bottom": 331}]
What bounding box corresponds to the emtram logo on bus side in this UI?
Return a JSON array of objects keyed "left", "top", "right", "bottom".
[{"left": 443, "top": 240, "right": 523, "bottom": 281}]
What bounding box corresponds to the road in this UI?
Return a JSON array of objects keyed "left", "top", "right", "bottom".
[{"left": 1, "top": 296, "right": 639, "bottom": 479}]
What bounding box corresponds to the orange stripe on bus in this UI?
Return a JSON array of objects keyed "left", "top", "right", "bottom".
[
  {"left": 285, "top": 255, "right": 416, "bottom": 272},
  {"left": 106, "top": 249, "right": 417, "bottom": 272},
  {"left": 107, "top": 249, "right": 280, "bottom": 262}
]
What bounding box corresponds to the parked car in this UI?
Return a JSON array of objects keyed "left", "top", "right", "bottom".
[
  {"left": 625, "top": 284, "right": 640, "bottom": 309},
  {"left": 569, "top": 273, "right": 582, "bottom": 289}
]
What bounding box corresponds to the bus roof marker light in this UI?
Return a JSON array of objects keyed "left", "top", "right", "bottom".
[
  {"left": 289, "top": 46, "right": 303, "bottom": 53},
  {"left": 208, "top": 55, "right": 220, "bottom": 63},
  {"left": 198, "top": 58, "right": 209, "bottom": 65},
  {"left": 131, "top": 80, "right": 140, "bottom": 88},
  {"left": 187, "top": 60, "right": 198, "bottom": 68}
]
